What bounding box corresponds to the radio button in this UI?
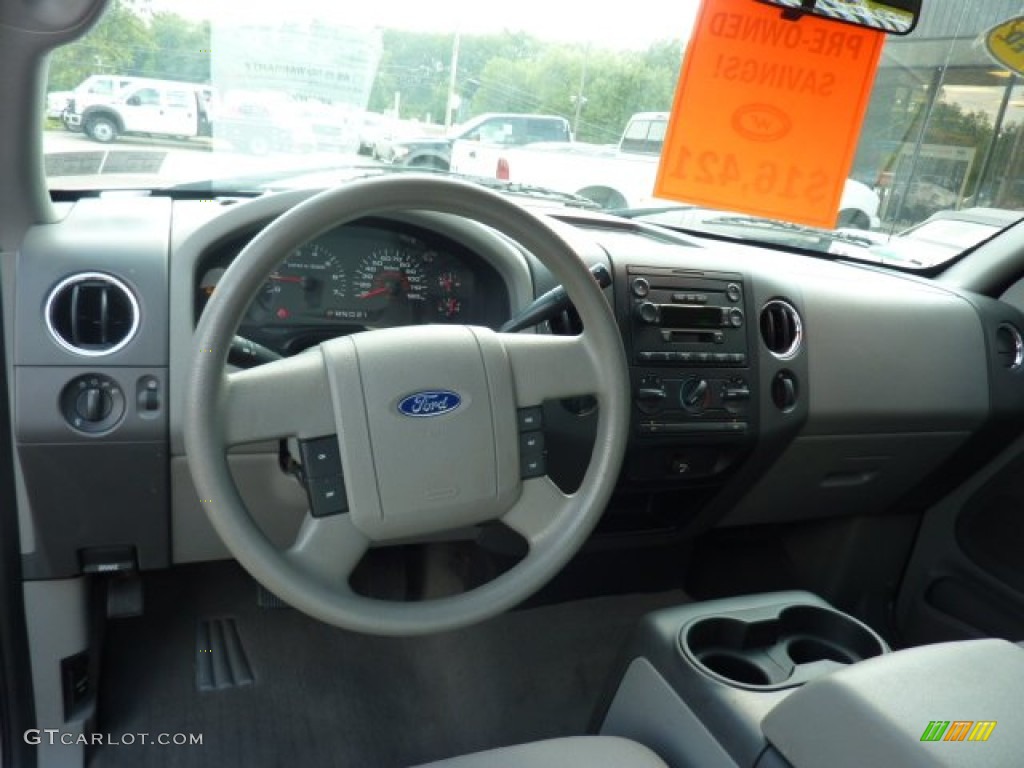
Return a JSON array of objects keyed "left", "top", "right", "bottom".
[
  {"left": 729, "top": 308, "right": 744, "bottom": 328},
  {"left": 727, "top": 283, "right": 742, "bottom": 302},
  {"left": 631, "top": 277, "right": 651, "bottom": 298}
]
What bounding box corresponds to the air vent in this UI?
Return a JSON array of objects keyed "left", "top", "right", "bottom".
[
  {"left": 759, "top": 300, "right": 802, "bottom": 359},
  {"left": 45, "top": 273, "right": 139, "bottom": 356},
  {"left": 995, "top": 324, "right": 1024, "bottom": 369}
]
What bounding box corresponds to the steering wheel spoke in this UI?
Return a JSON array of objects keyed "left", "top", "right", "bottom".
[
  {"left": 502, "top": 476, "right": 574, "bottom": 545},
  {"left": 500, "top": 332, "right": 602, "bottom": 405},
  {"left": 223, "top": 351, "right": 334, "bottom": 445},
  {"left": 285, "top": 513, "right": 368, "bottom": 590}
]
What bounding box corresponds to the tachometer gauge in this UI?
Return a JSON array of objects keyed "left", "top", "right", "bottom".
[
  {"left": 353, "top": 248, "right": 428, "bottom": 320},
  {"left": 257, "top": 242, "right": 346, "bottom": 320}
]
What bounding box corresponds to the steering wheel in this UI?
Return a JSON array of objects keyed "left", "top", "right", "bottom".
[{"left": 184, "top": 175, "right": 629, "bottom": 635}]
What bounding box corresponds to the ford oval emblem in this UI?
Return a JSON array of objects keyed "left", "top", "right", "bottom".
[
  {"left": 397, "top": 390, "right": 462, "bottom": 418},
  {"left": 731, "top": 104, "right": 792, "bottom": 143}
]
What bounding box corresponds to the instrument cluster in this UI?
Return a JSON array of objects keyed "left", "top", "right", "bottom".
[{"left": 197, "top": 220, "right": 508, "bottom": 351}]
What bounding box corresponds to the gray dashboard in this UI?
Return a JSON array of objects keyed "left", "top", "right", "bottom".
[{"left": 9, "top": 189, "right": 1021, "bottom": 579}]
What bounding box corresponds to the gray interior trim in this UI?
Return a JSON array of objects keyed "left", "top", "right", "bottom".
[
  {"left": 24, "top": 578, "right": 92, "bottom": 768},
  {"left": 762, "top": 639, "right": 1024, "bottom": 768},
  {"left": 171, "top": 455, "right": 306, "bottom": 564},
  {"left": 800, "top": 276, "right": 987, "bottom": 435},
  {"left": 601, "top": 658, "right": 738, "bottom": 768},
  {"left": 414, "top": 736, "right": 669, "bottom": 768}
]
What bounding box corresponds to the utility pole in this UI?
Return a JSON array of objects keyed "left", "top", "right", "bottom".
[
  {"left": 446, "top": 30, "right": 461, "bottom": 129},
  {"left": 573, "top": 54, "right": 588, "bottom": 136}
]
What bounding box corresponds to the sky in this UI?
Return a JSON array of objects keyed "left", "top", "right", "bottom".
[{"left": 151, "top": 0, "right": 701, "bottom": 50}]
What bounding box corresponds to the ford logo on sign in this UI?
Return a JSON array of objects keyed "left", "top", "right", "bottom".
[{"left": 397, "top": 390, "right": 462, "bottom": 418}]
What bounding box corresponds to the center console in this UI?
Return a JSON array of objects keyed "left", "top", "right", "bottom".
[
  {"left": 596, "top": 592, "right": 1024, "bottom": 768},
  {"left": 622, "top": 267, "right": 757, "bottom": 484},
  {"left": 596, "top": 592, "right": 887, "bottom": 768}
]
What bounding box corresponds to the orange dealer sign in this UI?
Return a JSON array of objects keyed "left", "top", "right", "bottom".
[{"left": 655, "top": 0, "right": 885, "bottom": 229}]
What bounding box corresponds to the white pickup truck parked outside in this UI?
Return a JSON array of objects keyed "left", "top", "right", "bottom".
[
  {"left": 451, "top": 111, "right": 881, "bottom": 228},
  {"left": 64, "top": 77, "right": 214, "bottom": 144}
]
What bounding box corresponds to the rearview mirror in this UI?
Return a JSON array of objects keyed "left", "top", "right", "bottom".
[{"left": 756, "top": 0, "right": 921, "bottom": 35}]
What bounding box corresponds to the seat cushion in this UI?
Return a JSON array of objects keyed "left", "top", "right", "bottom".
[{"left": 413, "top": 736, "right": 668, "bottom": 768}]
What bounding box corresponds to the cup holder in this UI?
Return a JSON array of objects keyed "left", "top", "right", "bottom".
[
  {"left": 681, "top": 603, "right": 885, "bottom": 690},
  {"left": 698, "top": 653, "right": 773, "bottom": 686}
]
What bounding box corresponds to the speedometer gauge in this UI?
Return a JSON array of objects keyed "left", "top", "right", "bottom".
[{"left": 353, "top": 248, "right": 428, "bottom": 306}]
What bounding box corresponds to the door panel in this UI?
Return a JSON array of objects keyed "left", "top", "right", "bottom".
[{"left": 897, "top": 434, "right": 1024, "bottom": 645}]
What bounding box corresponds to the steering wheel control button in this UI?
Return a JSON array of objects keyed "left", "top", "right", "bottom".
[
  {"left": 516, "top": 407, "right": 547, "bottom": 478},
  {"left": 520, "top": 452, "right": 547, "bottom": 479},
  {"left": 517, "top": 407, "right": 544, "bottom": 431},
  {"left": 61, "top": 374, "right": 126, "bottom": 434},
  {"left": 308, "top": 475, "right": 348, "bottom": 518},
  {"left": 299, "top": 435, "right": 343, "bottom": 479}
]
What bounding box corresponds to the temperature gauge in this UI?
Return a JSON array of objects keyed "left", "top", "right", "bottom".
[{"left": 437, "top": 270, "right": 462, "bottom": 294}]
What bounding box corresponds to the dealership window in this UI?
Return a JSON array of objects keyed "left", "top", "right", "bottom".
[{"left": 853, "top": 0, "right": 1024, "bottom": 230}]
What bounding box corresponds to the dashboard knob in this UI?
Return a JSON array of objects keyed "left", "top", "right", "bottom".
[
  {"left": 76, "top": 387, "right": 113, "bottom": 422},
  {"left": 631, "top": 277, "right": 651, "bottom": 298},
  {"left": 635, "top": 301, "right": 660, "bottom": 324},
  {"left": 728, "top": 307, "right": 744, "bottom": 328},
  {"left": 636, "top": 375, "right": 667, "bottom": 415}
]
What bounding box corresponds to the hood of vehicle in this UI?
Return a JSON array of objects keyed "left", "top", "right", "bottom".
[{"left": 390, "top": 137, "right": 453, "bottom": 149}]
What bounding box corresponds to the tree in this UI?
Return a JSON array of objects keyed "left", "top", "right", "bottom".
[
  {"left": 133, "top": 12, "right": 211, "bottom": 82},
  {"left": 47, "top": 0, "right": 153, "bottom": 90}
]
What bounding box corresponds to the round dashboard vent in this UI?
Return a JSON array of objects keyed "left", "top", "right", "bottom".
[
  {"left": 996, "top": 323, "right": 1024, "bottom": 370},
  {"left": 45, "top": 272, "right": 140, "bottom": 356},
  {"left": 760, "top": 299, "right": 802, "bottom": 359}
]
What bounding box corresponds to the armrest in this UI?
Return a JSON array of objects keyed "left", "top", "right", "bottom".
[{"left": 762, "top": 638, "right": 1023, "bottom": 768}]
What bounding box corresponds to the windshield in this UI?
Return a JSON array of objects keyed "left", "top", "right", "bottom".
[{"left": 43, "top": 0, "right": 1024, "bottom": 267}]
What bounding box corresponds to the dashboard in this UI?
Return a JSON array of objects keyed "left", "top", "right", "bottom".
[{"left": 9, "top": 188, "right": 1024, "bottom": 581}]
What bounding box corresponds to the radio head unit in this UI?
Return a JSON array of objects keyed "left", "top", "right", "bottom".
[{"left": 628, "top": 268, "right": 749, "bottom": 366}]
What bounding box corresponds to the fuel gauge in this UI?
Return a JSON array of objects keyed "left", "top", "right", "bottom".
[{"left": 437, "top": 296, "right": 463, "bottom": 320}]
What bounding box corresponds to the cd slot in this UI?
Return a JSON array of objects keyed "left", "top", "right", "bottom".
[{"left": 662, "top": 329, "right": 724, "bottom": 345}]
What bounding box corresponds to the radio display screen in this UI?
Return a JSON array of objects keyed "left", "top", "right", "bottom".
[{"left": 660, "top": 305, "right": 721, "bottom": 328}]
